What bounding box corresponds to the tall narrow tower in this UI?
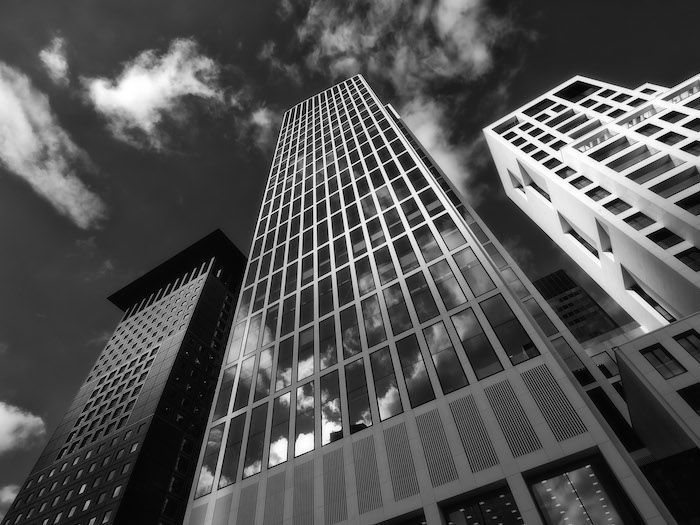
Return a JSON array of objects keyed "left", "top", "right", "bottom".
[
  {"left": 185, "top": 76, "right": 673, "bottom": 524},
  {"left": 1, "top": 230, "right": 246, "bottom": 525}
]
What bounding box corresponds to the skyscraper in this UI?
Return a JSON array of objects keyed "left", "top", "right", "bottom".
[
  {"left": 1, "top": 230, "right": 246, "bottom": 525},
  {"left": 185, "top": 76, "right": 673, "bottom": 525},
  {"left": 533, "top": 269, "right": 620, "bottom": 343},
  {"left": 484, "top": 74, "right": 700, "bottom": 331}
]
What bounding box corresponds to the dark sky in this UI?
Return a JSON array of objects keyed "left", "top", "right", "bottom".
[{"left": 0, "top": 0, "right": 698, "bottom": 511}]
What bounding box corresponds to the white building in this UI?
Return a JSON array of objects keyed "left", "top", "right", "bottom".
[{"left": 484, "top": 74, "right": 700, "bottom": 331}]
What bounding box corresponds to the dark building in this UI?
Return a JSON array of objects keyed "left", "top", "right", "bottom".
[
  {"left": 1, "top": 230, "right": 246, "bottom": 525},
  {"left": 534, "top": 269, "right": 619, "bottom": 343}
]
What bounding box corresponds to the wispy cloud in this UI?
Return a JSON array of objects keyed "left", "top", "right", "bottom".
[
  {"left": 83, "top": 38, "right": 227, "bottom": 150},
  {"left": 39, "top": 36, "right": 69, "bottom": 86},
  {"left": 0, "top": 401, "right": 46, "bottom": 455},
  {"left": 0, "top": 485, "right": 19, "bottom": 521},
  {"left": 248, "top": 106, "right": 282, "bottom": 152},
  {"left": 257, "top": 41, "right": 301, "bottom": 86},
  {"left": 0, "top": 63, "right": 106, "bottom": 229}
]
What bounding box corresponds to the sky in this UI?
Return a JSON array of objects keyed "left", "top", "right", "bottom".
[{"left": 0, "top": 0, "right": 699, "bottom": 517}]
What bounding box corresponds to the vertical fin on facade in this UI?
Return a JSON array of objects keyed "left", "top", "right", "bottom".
[
  {"left": 383, "top": 422, "right": 420, "bottom": 501},
  {"left": 323, "top": 448, "right": 348, "bottom": 524},
  {"left": 484, "top": 380, "right": 542, "bottom": 457},
  {"left": 521, "top": 364, "right": 588, "bottom": 441},
  {"left": 352, "top": 435, "right": 383, "bottom": 514},
  {"left": 449, "top": 394, "right": 500, "bottom": 472},
  {"left": 415, "top": 409, "right": 459, "bottom": 487},
  {"left": 293, "top": 460, "right": 315, "bottom": 525}
]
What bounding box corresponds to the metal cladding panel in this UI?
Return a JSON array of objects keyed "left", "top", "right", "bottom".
[
  {"left": 293, "top": 460, "right": 315, "bottom": 525},
  {"left": 484, "top": 380, "right": 542, "bottom": 457},
  {"left": 263, "top": 471, "right": 286, "bottom": 525},
  {"left": 383, "top": 422, "right": 420, "bottom": 501},
  {"left": 236, "top": 483, "right": 258, "bottom": 525},
  {"left": 189, "top": 504, "right": 207, "bottom": 525},
  {"left": 521, "top": 364, "right": 587, "bottom": 441},
  {"left": 323, "top": 448, "right": 348, "bottom": 524},
  {"left": 212, "top": 494, "right": 233, "bottom": 525},
  {"left": 449, "top": 394, "right": 499, "bottom": 472},
  {"left": 352, "top": 435, "right": 383, "bottom": 514},
  {"left": 415, "top": 409, "right": 458, "bottom": 487}
]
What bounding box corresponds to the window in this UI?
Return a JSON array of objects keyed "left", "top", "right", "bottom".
[
  {"left": 677, "top": 383, "right": 700, "bottom": 416},
  {"left": 217, "top": 414, "right": 245, "bottom": 488},
  {"left": 194, "top": 423, "right": 224, "bottom": 497},
  {"left": 262, "top": 393, "right": 289, "bottom": 468},
  {"left": 674, "top": 330, "right": 700, "bottom": 363},
  {"left": 442, "top": 486, "right": 522, "bottom": 525},
  {"left": 641, "top": 344, "right": 686, "bottom": 379},
  {"left": 319, "top": 371, "right": 343, "bottom": 446},
  {"left": 295, "top": 382, "right": 314, "bottom": 457},
  {"left": 345, "top": 359, "right": 373, "bottom": 434},
  {"left": 243, "top": 403, "right": 268, "bottom": 478},
  {"left": 374, "top": 246, "right": 397, "bottom": 284},
  {"left": 451, "top": 309, "right": 503, "bottom": 380},
  {"left": 280, "top": 296, "right": 296, "bottom": 336},
  {"left": 233, "top": 356, "right": 254, "bottom": 410},
  {"left": 571, "top": 176, "right": 592, "bottom": 189},
  {"left": 650, "top": 166, "right": 700, "bottom": 198},
  {"left": 624, "top": 212, "right": 654, "bottom": 230},
  {"left": 603, "top": 198, "right": 631, "bottom": 215},
  {"left": 434, "top": 213, "right": 466, "bottom": 249},
  {"left": 429, "top": 260, "right": 467, "bottom": 309},
  {"left": 212, "top": 364, "right": 237, "bottom": 421},
  {"left": 585, "top": 186, "right": 611, "bottom": 201},
  {"left": 413, "top": 225, "right": 442, "bottom": 263},
  {"left": 275, "top": 338, "right": 293, "bottom": 391},
  {"left": 355, "top": 256, "right": 376, "bottom": 295},
  {"left": 383, "top": 284, "right": 412, "bottom": 335},
  {"left": 423, "top": 322, "right": 467, "bottom": 394},
  {"left": 406, "top": 271, "right": 439, "bottom": 323},
  {"left": 396, "top": 334, "right": 435, "bottom": 408},
  {"left": 361, "top": 295, "right": 387, "bottom": 347},
  {"left": 453, "top": 247, "right": 496, "bottom": 297},
  {"left": 647, "top": 228, "right": 683, "bottom": 249},
  {"left": 676, "top": 247, "right": 700, "bottom": 271},
  {"left": 480, "top": 295, "right": 539, "bottom": 365},
  {"left": 340, "top": 306, "right": 361, "bottom": 358},
  {"left": 394, "top": 236, "right": 419, "bottom": 272},
  {"left": 370, "top": 347, "right": 403, "bottom": 420}
]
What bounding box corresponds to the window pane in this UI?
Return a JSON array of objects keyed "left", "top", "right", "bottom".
[
  {"left": 361, "top": 295, "right": 387, "bottom": 347},
  {"left": 212, "top": 364, "right": 237, "bottom": 421},
  {"left": 275, "top": 337, "right": 293, "bottom": 391},
  {"left": 374, "top": 246, "right": 397, "bottom": 284},
  {"left": 355, "top": 256, "right": 376, "bottom": 295},
  {"left": 262, "top": 305, "right": 279, "bottom": 346},
  {"left": 453, "top": 247, "right": 496, "bottom": 297},
  {"left": 254, "top": 348, "right": 273, "bottom": 401},
  {"left": 280, "top": 296, "right": 296, "bottom": 336},
  {"left": 297, "top": 327, "right": 315, "bottom": 381},
  {"left": 243, "top": 403, "right": 268, "bottom": 478},
  {"left": 320, "top": 371, "right": 343, "bottom": 445},
  {"left": 217, "top": 414, "right": 245, "bottom": 488},
  {"left": 336, "top": 266, "right": 354, "bottom": 306},
  {"left": 383, "top": 283, "right": 412, "bottom": 335},
  {"left": 434, "top": 213, "right": 466, "bottom": 250},
  {"left": 299, "top": 285, "right": 314, "bottom": 326},
  {"left": 345, "top": 359, "right": 373, "bottom": 434},
  {"left": 244, "top": 313, "right": 262, "bottom": 355},
  {"left": 341, "top": 306, "right": 361, "bottom": 358},
  {"left": 522, "top": 298, "right": 558, "bottom": 337},
  {"left": 233, "top": 356, "right": 255, "bottom": 411},
  {"left": 675, "top": 330, "right": 700, "bottom": 363},
  {"left": 423, "top": 322, "right": 468, "bottom": 394},
  {"left": 319, "top": 317, "right": 337, "bottom": 370},
  {"left": 370, "top": 347, "right": 403, "bottom": 420},
  {"left": 318, "top": 276, "right": 334, "bottom": 317},
  {"left": 414, "top": 225, "right": 442, "bottom": 263},
  {"left": 396, "top": 334, "right": 435, "bottom": 408},
  {"left": 194, "top": 423, "right": 224, "bottom": 497},
  {"left": 268, "top": 393, "right": 291, "bottom": 468},
  {"left": 641, "top": 344, "right": 686, "bottom": 379},
  {"left": 480, "top": 295, "right": 539, "bottom": 365},
  {"left": 394, "top": 236, "right": 419, "bottom": 272},
  {"left": 295, "top": 382, "right": 315, "bottom": 457},
  {"left": 406, "top": 271, "right": 439, "bottom": 323},
  {"left": 429, "top": 260, "right": 467, "bottom": 309},
  {"left": 451, "top": 309, "right": 503, "bottom": 380}
]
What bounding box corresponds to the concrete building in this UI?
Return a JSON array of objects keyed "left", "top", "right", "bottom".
[
  {"left": 1, "top": 231, "right": 246, "bottom": 525},
  {"left": 184, "top": 76, "right": 674, "bottom": 525},
  {"left": 484, "top": 74, "right": 700, "bottom": 331}
]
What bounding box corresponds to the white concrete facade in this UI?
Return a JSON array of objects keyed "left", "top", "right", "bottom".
[{"left": 484, "top": 74, "right": 700, "bottom": 332}]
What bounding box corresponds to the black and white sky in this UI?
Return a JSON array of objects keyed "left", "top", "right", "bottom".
[{"left": 0, "top": 0, "right": 699, "bottom": 516}]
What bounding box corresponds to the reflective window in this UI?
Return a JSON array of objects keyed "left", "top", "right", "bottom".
[
  {"left": 254, "top": 348, "right": 273, "bottom": 401},
  {"left": 320, "top": 371, "right": 343, "bottom": 445},
  {"left": 406, "top": 271, "right": 440, "bottom": 323},
  {"left": 261, "top": 305, "right": 278, "bottom": 346},
  {"left": 345, "top": 358, "right": 373, "bottom": 434},
  {"left": 297, "top": 327, "right": 315, "bottom": 381},
  {"left": 434, "top": 213, "right": 466, "bottom": 250},
  {"left": 341, "top": 306, "right": 361, "bottom": 358},
  {"left": 212, "top": 365, "right": 237, "bottom": 421},
  {"left": 318, "top": 275, "right": 334, "bottom": 317},
  {"left": 280, "top": 296, "right": 296, "bottom": 336},
  {"left": 453, "top": 247, "right": 496, "bottom": 297},
  {"left": 275, "top": 337, "right": 293, "bottom": 391},
  {"left": 429, "top": 260, "right": 467, "bottom": 309},
  {"left": 194, "top": 423, "right": 224, "bottom": 497},
  {"left": 480, "top": 295, "right": 539, "bottom": 365},
  {"left": 414, "top": 225, "right": 442, "bottom": 263},
  {"left": 451, "top": 309, "right": 503, "bottom": 380},
  {"left": 374, "top": 246, "right": 397, "bottom": 284},
  {"left": 295, "top": 382, "right": 315, "bottom": 457},
  {"left": 334, "top": 236, "right": 349, "bottom": 267},
  {"left": 641, "top": 344, "right": 686, "bottom": 379},
  {"left": 370, "top": 347, "right": 403, "bottom": 420},
  {"left": 401, "top": 197, "right": 423, "bottom": 226},
  {"left": 228, "top": 322, "right": 246, "bottom": 364},
  {"left": 356, "top": 256, "right": 376, "bottom": 295},
  {"left": 218, "top": 414, "right": 245, "bottom": 488},
  {"left": 522, "top": 298, "right": 558, "bottom": 337},
  {"left": 367, "top": 217, "right": 386, "bottom": 248},
  {"left": 243, "top": 403, "right": 268, "bottom": 478},
  {"left": 442, "top": 485, "right": 523, "bottom": 525},
  {"left": 299, "top": 286, "right": 314, "bottom": 326},
  {"left": 361, "top": 295, "right": 387, "bottom": 347},
  {"left": 423, "top": 322, "right": 468, "bottom": 394},
  {"left": 268, "top": 393, "right": 291, "bottom": 468},
  {"left": 284, "top": 261, "right": 297, "bottom": 295},
  {"left": 394, "top": 236, "right": 419, "bottom": 272},
  {"left": 244, "top": 313, "right": 262, "bottom": 355},
  {"left": 233, "top": 356, "right": 255, "bottom": 411},
  {"left": 337, "top": 266, "right": 354, "bottom": 306},
  {"left": 674, "top": 330, "right": 700, "bottom": 363},
  {"left": 396, "top": 334, "right": 435, "bottom": 408},
  {"left": 383, "top": 283, "right": 412, "bottom": 335},
  {"left": 319, "top": 317, "right": 338, "bottom": 370}
]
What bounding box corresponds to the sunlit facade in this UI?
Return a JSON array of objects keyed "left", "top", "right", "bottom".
[{"left": 184, "top": 76, "right": 673, "bottom": 525}]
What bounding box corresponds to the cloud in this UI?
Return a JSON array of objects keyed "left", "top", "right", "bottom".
[
  {"left": 0, "top": 63, "right": 106, "bottom": 229},
  {"left": 257, "top": 41, "right": 301, "bottom": 86},
  {"left": 83, "top": 38, "right": 227, "bottom": 150},
  {"left": 0, "top": 401, "right": 46, "bottom": 455},
  {"left": 0, "top": 485, "right": 19, "bottom": 521},
  {"left": 39, "top": 36, "right": 69, "bottom": 86},
  {"left": 0, "top": 342, "right": 8, "bottom": 356},
  {"left": 248, "top": 107, "right": 282, "bottom": 152}
]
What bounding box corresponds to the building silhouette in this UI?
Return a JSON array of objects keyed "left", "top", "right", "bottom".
[
  {"left": 184, "top": 76, "right": 673, "bottom": 524},
  {"left": 484, "top": 74, "right": 700, "bottom": 331},
  {"left": 1, "top": 230, "right": 246, "bottom": 525}
]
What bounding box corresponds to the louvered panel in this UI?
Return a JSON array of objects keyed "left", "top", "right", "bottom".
[
  {"left": 521, "top": 364, "right": 587, "bottom": 441},
  {"left": 415, "top": 409, "right": 458, "bottom": 486},
  {"left": 293, "top": 460, "right": 315, "bottom": 525},
  {"left": 352, "top": 435, "right": 383, "bottom": 514},
  {"left": 449, "top": 394, "right": 500, "bottom": 471},
  {"left": 263, "top": 471, "right": 286, "bottom": 525},
  {"left": 383, "top": 422, "right": 420, "bottom": 501},
  {"left": 484, "top": 379, "right": 542, "bottom": 457},
  {"left": 323, "top": 448, "right": 348, "bottom": 524},
  {"left": 236, "top": 483, "right": 258, "bottom": 525}
]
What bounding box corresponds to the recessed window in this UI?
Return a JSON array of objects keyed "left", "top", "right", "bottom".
[
  {"left": 660, "top": 110, "right": 687, "bottom": 123},
  {"left": 677, "top": 383, "right": 700, "bottom": 416},
  {"left": 555, "top": 80, "right": 600, "bottom": 102},
  {"left": 677, "top": 192, "right": 700, "bottom": 215},
  {"left": 571, "top": 176, "right": 592, "bottom": 189},
  {"left": 624, "top": 212, "right": 654, "bottom": 230},
  {"left": 647, "top": 228, "right": 683, "bottom": 249},
  {"left": 681, "top": 141, "right": 700, "bottom": 156},
  {"left": 658, "top": 131, "right": 686, "bottom": 145},
  {"left": 676, "top": 247, "right": 700, "bottom": 271},
  {"left": 641, "top": 344, "right": 686, "bottom": 379},
  {"left": 650, "top": 166, "right": 700, "bottom": 198},
  {"left": 674, "top": 330, "right": 700, "bottom": 363}
]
